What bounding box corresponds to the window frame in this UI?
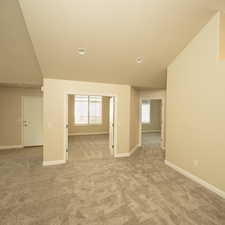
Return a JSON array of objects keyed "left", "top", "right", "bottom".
[{"left": 74, "top": 95, "right": 103, "bottom": 126}]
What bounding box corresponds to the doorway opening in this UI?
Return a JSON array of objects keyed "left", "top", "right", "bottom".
[
  {"left": 139, "top": 98, "right": 165, "bottom": 150},
  {"left": 64, "top": 93, "right": 117, "bottom": 162}
]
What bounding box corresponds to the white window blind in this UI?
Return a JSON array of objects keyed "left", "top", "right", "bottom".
[
  {"left": 74, "top": 95, "right": 102, "bottom": 125},
  {"left": 89, "top": 96, "right": 102, "bottom": 124},
  {"left": 142, "top": 100, "right": 151, "bottom": 124}
]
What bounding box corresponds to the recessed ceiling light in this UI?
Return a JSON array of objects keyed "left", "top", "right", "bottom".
[
  {"left": 136, "top": 56, "right": 143, "bottom": 63},
  {"left": 78, "top": 48, "right": 86, "bottom": 56}
]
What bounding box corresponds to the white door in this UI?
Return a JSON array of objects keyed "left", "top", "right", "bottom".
[
  {"left": 109, "top": 97, "right": 115, "bottom": 155},
  {"left": 23, "top": 96, "right": 43, "bottom": 147}
]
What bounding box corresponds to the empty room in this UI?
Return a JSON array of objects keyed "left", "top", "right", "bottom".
[
  {"left": 1, "top": 0, "right": 225, "bottom": 224},
  {"left": 67, "top": 94, "right": 116, "bottom": 161}
]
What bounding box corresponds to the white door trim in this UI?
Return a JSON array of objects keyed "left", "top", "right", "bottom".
[
  {"left": 21, "top": 96, "right": 24, "bottom": 147},
  {"left": 64, "top": 91, "right": 118, "bottom": 162},
  {"left": 109, "top": 96, "right": 115, "bottom": 155},
  {"left": 139, "top": 97, "right": 165, "bottom": 149}
]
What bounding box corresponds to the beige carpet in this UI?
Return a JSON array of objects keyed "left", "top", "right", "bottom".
[
  {"left": 142, "top": 132, "right": 161, "bottom": 148},
  {"left": 0, "top": 133, "right": 225, "bottom": 225}
]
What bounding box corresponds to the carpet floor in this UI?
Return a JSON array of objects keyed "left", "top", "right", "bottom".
[{"left": 0, "top": 133, "right": 225, "bottom": 225}]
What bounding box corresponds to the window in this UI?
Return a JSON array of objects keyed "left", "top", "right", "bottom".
[
  {"left": 89, "top": 96, "right": 102, "bottom": 124},
  {"left": 75, "top": 95, "right": 89, "bottom": 124},
  {"left": 142, "top": 100, "right": 151, "bottom": 124},
  {"left": 74, "top": 95, "right": 102, "bottom": 125}
]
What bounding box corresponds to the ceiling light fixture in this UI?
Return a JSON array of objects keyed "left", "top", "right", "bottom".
[
  {"left": 136, "top": 56, "right": 143, "bottom": 64},
  {"left": 78, "top": 48, "right": 86, "bottom": 56}
]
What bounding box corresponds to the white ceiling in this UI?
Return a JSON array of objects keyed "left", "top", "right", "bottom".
[{"left": 3, "top": 0, "right": 225, "bottom": 88}]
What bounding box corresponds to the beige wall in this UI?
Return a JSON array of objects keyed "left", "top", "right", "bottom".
[
  {"left": 130, "top": 87, "right": 140, "bottom": 150},
  {"left": 167, "top": 12, "right": 225, "bottom": 192},
  {"left": 43, "top": 78, "right": 132, "bottom": 161},
  {"left": 0, "top": 0, "right": 42, "bottom": 86},
  {"left": 142, "top": 99, "right": 161, "bottom": 132},
  {"left": 68, "top": 95, "right": 109, "bottom": 134},
  {"left": 140, "top": 89, "right": 166, "bottom": 99},
  {"left": 219, "top": 13, "right": 225, "bottom": 60},
  {"left": 0, "top": 87, "right": 42, "bottom": 147}
]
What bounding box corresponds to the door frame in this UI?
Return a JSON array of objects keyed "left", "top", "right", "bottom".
[
  {"left": 139, "top": 96, "right": 165, "bottom": 149},
  {"left": 64, "top": 91, "right": 118, "bottom": 161},
  {"left": 21, "top": 96, "right": 25, "bottom": 147},
  {"left": 109, "top": 96, "right": 115, "bottom": 155}
]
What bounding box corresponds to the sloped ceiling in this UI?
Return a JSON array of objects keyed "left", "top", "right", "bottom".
[
  {"left": 4, "top": 0, "right": 225, "bottom": 88},
  {"left": 0, "top": 0, "right": 42, "bottom": 86}
]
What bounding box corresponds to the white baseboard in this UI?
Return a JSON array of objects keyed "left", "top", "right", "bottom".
[
  {"left": 114, "top": 153, "right": 130, "bottom": 158},
  {"left": 130, "top": 144, "right": 141, "bottom": 156},
  {"left": 69, "top": 132, "right": 108, "bottom": 136},
  {"left": 115, "top": 144, "right": 141, "bottom": 158},
  {"left": 43, "top": 160, "right": 66, "bottom": 166},
  {"left": 165, "top": 160, "right": 225, "bottom": 200},
  {"left": 142, "top": 130, "right": 160, "bottom": 133},
  {"left": 0, "top": 145, "right": 23, "bottom": 150}
]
